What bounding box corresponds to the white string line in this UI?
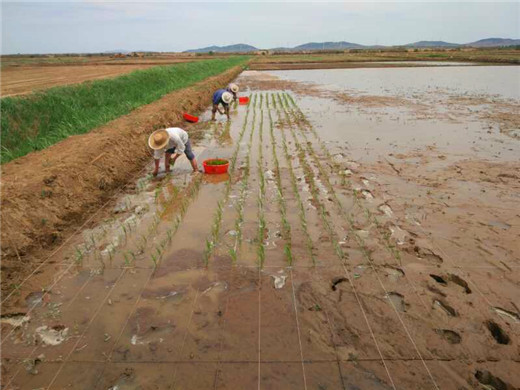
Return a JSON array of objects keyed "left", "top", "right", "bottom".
[
  {"left": 257, "top": 265, "right": 262, "bottom": 390},
  {"left": 170, "top": 289, "right": 200, "bottom": 388},
  {"left": 267, "top": 100, "right": 308, "bottom": 388},
  {"left": 2, "top": 272, "right": 95, "bottom": 389},
  {"left": 90, "top": 268, "right": 156, "bottom": 389},
  {"left": 322, "top": 308, "right": 347, "bottom": 389},
  {"left": 213, "top": 296, "right": 230, "bottom": 390},
  {"left": 289, "top": 267, "right": 308, "bottom": 390},
  {"left": 1, "top": 165, "right": 149, "bottom": 306},
  {"left": 285, "top": 94, "right": 441, "bottom": 389},
  {"left": 45, "top": 269, "right": 127, "bottom": 390},
  {"left": 276, "top": 95, "right": 397, "bottom": 389}
]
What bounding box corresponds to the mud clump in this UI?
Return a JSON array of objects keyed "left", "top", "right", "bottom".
[{"left": 485, "top": 320, "right": 510, "bottom": 345}]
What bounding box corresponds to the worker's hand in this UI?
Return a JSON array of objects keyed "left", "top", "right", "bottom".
[{"left": 152, "top": 168, "right": 158, "bottom": 177}]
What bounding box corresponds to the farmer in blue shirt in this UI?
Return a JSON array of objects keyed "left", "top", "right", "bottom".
[{"left": 212, "top": 89, "right": 233, "bottom": 121}]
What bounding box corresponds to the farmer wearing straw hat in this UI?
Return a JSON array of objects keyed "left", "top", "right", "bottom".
[
  {"left": 211, "top": 89, "right": 233, "bottom": 121},
  {"left": 227, "top": 83, "right": 239, "bottom": 102},
  {"left": 148, "top": 127, "right": 198, "bottom": 176}
]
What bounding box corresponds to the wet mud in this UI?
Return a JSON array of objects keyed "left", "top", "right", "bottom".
[{"left": 1, "top": 66, "right": 520, "bottom": 389}]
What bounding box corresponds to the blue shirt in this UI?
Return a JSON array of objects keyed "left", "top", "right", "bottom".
[{"left": 213, "top": 89, "right": 228, "bottom": 105}]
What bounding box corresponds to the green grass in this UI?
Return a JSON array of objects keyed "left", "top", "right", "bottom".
[{"left": 1, "top": 56, "right": 249, "bottom": 164}]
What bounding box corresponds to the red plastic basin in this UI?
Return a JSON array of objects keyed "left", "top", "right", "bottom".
[
  {"left": 183, "top": 113, "right": 199, "bottom": 123},
  {"left": 203, "top": 159, "right": 229, "bottom": 174},
  {"left": 238, "top": 97, "right": 250, "bottom": 105}
]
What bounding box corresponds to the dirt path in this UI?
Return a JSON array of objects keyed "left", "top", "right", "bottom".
[{"left": 1, "top": 72, "right": 519, "bottom": 389}]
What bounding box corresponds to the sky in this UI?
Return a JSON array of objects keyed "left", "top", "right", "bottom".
[{"left": 1, "top": 1, "right": 519, "bottom": 54}]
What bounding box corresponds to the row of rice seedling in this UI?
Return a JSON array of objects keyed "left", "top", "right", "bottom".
[
  {"left": 256, "top": 96, "right": 267, "bottom": 268},
  {"left": 276, "top": 93, "right": 346, "bottom": 261},
  {"left": 267, "top": 99, "right": 293, "bottom": 265},
  {"left": 270, "top": 93, "right": 316, "bottom": 264},
  {"left": 203, "top": 95, "right": 254, "bottom": 265},
  {"left": 229, "top": 94, "right": 257, "bottom": 263},
  {"left": 281, "top": 93, "right": 402, "bottom": 265},
  {"left": 72, "top": 172, "right": 203, "bottom": 271}
]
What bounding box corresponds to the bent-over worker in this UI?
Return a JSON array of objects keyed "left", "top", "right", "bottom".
[
  {"left": 212, "top": 89, "right": 233, "bottom": 121},
  {"left": 148, "top": 127, "right": 198, "bottom": 176}
]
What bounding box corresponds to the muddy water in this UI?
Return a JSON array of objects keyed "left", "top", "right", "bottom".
[{"left": 2, "top": 67, "right": 519, "bottom": 389}]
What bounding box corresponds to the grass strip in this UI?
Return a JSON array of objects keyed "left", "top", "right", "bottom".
[{"left": 1, "top": 56, "right": 249, "bottom": 164}]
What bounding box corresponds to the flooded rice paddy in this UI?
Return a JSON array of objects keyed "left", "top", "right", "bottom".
[{"left": 1, "top": 65, "right": 519, "bottom": 389}]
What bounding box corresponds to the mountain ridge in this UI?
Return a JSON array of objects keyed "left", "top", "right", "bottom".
[{"left": 184, "top": 38, "right": 519, "bottom": 53}]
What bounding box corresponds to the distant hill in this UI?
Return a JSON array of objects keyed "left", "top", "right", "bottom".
[
  {"left": 184, "top": 44, "right": 258, "bottom": 53},
  {"left": 293, "top": 41, "right": 366, "bottom": 50},
  {"left": 184, "top": 38, "right": 520, "bottom": 53},
  {"left": 405, "top": 41, "right": 459, "bottom": 48},
  {"left": 465, "top": 38, "right": 520, "bottom": 47}
]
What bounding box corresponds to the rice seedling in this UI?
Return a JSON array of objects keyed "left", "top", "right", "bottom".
[{"left": 74, "top": 246, "right": 84, "bottom": 265}]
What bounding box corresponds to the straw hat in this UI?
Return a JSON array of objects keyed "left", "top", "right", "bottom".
[
  {"left": 228, "top": 83, "right": 239, "bottom": 93},
  {"left": 222, "top": 92, "right": 233, "bottom": 104},
  {"left": 148, "top": 129, "right": 169, "bottom": 150}
]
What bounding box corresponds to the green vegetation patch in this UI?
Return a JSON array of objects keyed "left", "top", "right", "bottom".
[
  {"left": 1, "top": 56, "right": 249, "bottom": 164},
  {"left": 205, "top": 159, "right": 229, "bottom": 166}
]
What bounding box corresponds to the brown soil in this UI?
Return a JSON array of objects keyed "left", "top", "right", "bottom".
[
  {"left": 1, "top": 65, "right": 158, "bottom": 97},
  {"left": 1, "top": 68, "right": 519, "bottom": 390},
  {"left": 0, "top": 65, "right": 243, "bottom": 294}
]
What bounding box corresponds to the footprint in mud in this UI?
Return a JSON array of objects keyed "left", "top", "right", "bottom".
[
  {"left": 429, "top": 273, "right": 472, "bottom": 294},
  {"left": 385, "top": 292, "right": 408, "bottom": 312},
  {"left": 447, "top": 273, "right": 472, "bottom": 294},
  {"left": 485, "top": 320, "right": 510, "bottom": 345},
  {"left": 435, "top": 329, "right": 462, "bottom": 344},
  {"left": 493, "top": 307, "right": 520, "bottom": 323},
  {"left": 475, "top": 370, "right": 514, "bottom": 390},
  {"left": 412, "top": 246, "right": 443, "bottom": 264},
  {"left": 383, "top": 267, "right": 405, "bottom": 282},
  {"left": 429, "top": 274, "right": 448, "bottom": 285},
  {"left": 331, "top": 277, "right": 347, "bottom": 291},
  {"left": 433, "top": 299, "right": 458, "bottom": 317}
]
